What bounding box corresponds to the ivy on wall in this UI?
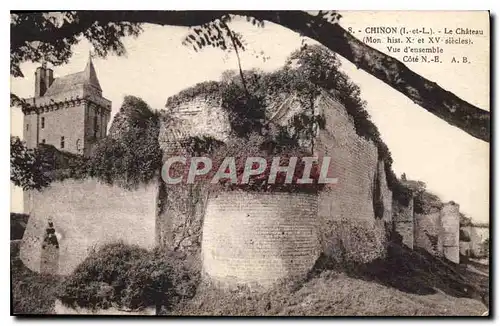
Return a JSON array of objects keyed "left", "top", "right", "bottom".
[
  {"left": 165, "top": 44, "right": 410, "bottom": 196},
  {"left": 88, "top": 96, "right": 163, "bottom": 189}
]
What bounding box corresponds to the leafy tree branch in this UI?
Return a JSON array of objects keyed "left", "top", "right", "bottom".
[{"left": 11, "top": 10, "right": 490, "bottom": 142}]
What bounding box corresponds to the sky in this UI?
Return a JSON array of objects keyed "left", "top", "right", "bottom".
[{"left": 10, "top": 11, "right": 490, "bottom": 223}]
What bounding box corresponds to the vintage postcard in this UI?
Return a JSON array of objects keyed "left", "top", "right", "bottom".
[{"left": 10, "top": 11, "right": 490, "bottom": 316}]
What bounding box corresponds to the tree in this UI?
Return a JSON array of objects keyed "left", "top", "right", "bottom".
[
  {"left": 88, "top": 96, "right": 162, "bottom": 188},
  {"left": 10, "top": 136, "right": 51, "bottom": 190},
  {"left": 11, "top": 11, "right": 489, "bottom": 142}
]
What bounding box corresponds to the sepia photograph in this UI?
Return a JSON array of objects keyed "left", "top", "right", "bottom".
[{"left": 10, "top": 10, "right": 490, "bottom": 317}]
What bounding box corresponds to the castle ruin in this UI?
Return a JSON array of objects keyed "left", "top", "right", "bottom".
[{"left": 20, "top": 62, "right": 468, "bottom": 288}]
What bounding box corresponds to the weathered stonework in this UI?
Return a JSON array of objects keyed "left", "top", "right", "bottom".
[
  {"left": 441, "top": 202, "right": 460, "bottom": 264},
  {"left": 155, "top": 182, "right": 207, "bottom": 256},
  {"left": 23, "top": 58, "right": 111, "bottom": 157},
  {"left": 157, "top": 89, "right": 393, "bottom": 270},
  {"left": 414, "top": 210, "right": 443, "bottom": 257},
  {"left": 393, "top": 198, "right": 414, "bottom": 249},
  {"left": 155, "top": 119, "right": 210, "bottom": 256},
  {"left": 459, "top": 225, "right": 489, "bottom": 258},
  {"left": 201, "top": 192, "right": 320, "bottom": 289},
  {"left": 313, "top": 93, "right": 389, "bottom": 262},
  {"left": 165, "top": 96, "right": 231, "bottom": 141},
  {"left": 378, "top": 160, "right": 393, "bottom": 225},
  {"left": 21, "top": 179, "right": 157, "bottom": 275}
]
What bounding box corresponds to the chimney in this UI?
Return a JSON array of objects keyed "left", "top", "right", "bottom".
[
  {"left": 34, "top": 62, "right": 54, "bottom": 97},
  {"left": 45, "top": 68, "right": 54, "bottom": 90},
  {"left": 34, "top": 65, "right": 47, "bottom": 97}
]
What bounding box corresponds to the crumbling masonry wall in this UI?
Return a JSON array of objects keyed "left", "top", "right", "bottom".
[
  {"left": 377, "top": 160, "right": 393, "bottom": 226},
  {"left": 21, "top": 179, "right": 157, "bottom": 275},
  {"left": 414, "top": 210, "right": 443, "bottom": 257},
  {"left": 155, "top": 181, "right": 207, "bottom": 256},
  {"left": 314, "top": 94, "right": 390, "bottom": 263},
  {"left": 441, "top": 202, "right": 460, "bottom": 263},
  {"left": 155, "top": 123, "right": 209, "bottom": 257},
  {"left": 393, "top": 198, "right": 414, "bottom": 249},
  {"left": 201, "top": 192, "right": 320, "bottom": 289},
  {"left": 157, "top": 92, "right": 393, "bottom": 268}
]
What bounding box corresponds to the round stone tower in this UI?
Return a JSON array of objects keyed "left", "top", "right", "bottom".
[{"left": 202, "top": 191, "right": 320, "bottom": 290}]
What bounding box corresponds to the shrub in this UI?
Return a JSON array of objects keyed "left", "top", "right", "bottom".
[
  {"left": 10, "top": 136, "right": 52, "bottom": 190},
  {"left": 88, "top": 96, "right": 163, "bottom": 189},
  {"left": 459, "top": 213, "right": 473, "bottom": 227},
  {"left": 58, "top": 243, "right": 199, "bottom": 311},
  {"left": 414, "top": 190, "right": 444, "bottom": 214}
]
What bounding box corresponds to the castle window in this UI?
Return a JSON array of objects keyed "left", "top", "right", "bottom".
[
  {"left": 26, "top": 124, "right": 29, "bottom": 131},
  {"left": 94, "top": 114, "right": 99, "bottom": 137},
  {"left": 76, "top": 139, "right": 81, "bottom": 152},
  {"left": 41, "top": 117, "right": 45, "bottom": 129},
  {"left": 60, "top": 136, "right": 65, "bottom": 149},
  {"left": 42, "top": 139, "right": 46, "bottom": 144}
]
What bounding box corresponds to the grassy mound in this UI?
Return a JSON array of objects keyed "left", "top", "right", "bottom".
[
  {"left": 172, "top": 242, "right": 488, "bottom": 316},
  {"left": 11, "top": 239, "right": 488, "bottom": 316}
]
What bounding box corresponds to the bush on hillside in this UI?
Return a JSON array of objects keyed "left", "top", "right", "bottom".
[
  {"left": 58, "top": 243, "right": 199, "bottom": 311},
  {"left": 481, "top": 238, "right": 489, "bottom": 258},
  {"left": 414, "top": 190, "right": 444, "bottom": 215},
  {"left": 459, "top": 213, "right": 473, "bottom": 227}
]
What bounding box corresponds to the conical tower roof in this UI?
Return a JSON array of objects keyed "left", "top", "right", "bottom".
[{"left": 83, "top": 52, "right": 102, "bottom": 92}]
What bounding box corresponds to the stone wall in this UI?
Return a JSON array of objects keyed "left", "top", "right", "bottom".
[
  {"left": 23, "top": 104, "right": 86, "bottom": 154},
  {"left": 313, "top": 93, "right": 389, "bottom": 262},
  {"left": 166, "top": 96, "right": 231, "bottom": 141},
  {"left": 392, "top": 198, "right": 414, "bottom": 249},
  {"left": 155, "top": 182, "right": 207, "bottom": 256},
  {"left": 414, "top": 210, "right": 443, "bottom": 256},
  {"left": 377, "top": 160, "right": 393, "bottom": 225},
  {"left": 157, "top": 90, "right": 393, "bottom": 266},
  {"left": 21, "top": 179, "right": 157, "bottom": 275},
  {"left": 201, "top": 192, "right": 320, "bottom": 289},
  {"left": 460, "top": 225, "right": 488, "bottom": 258},
  {"left": 156, "top": 121, "right": 209, "bottom": 256},
  {"left": 441, "top": 202, "right": 460, "bottom": 263}
]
